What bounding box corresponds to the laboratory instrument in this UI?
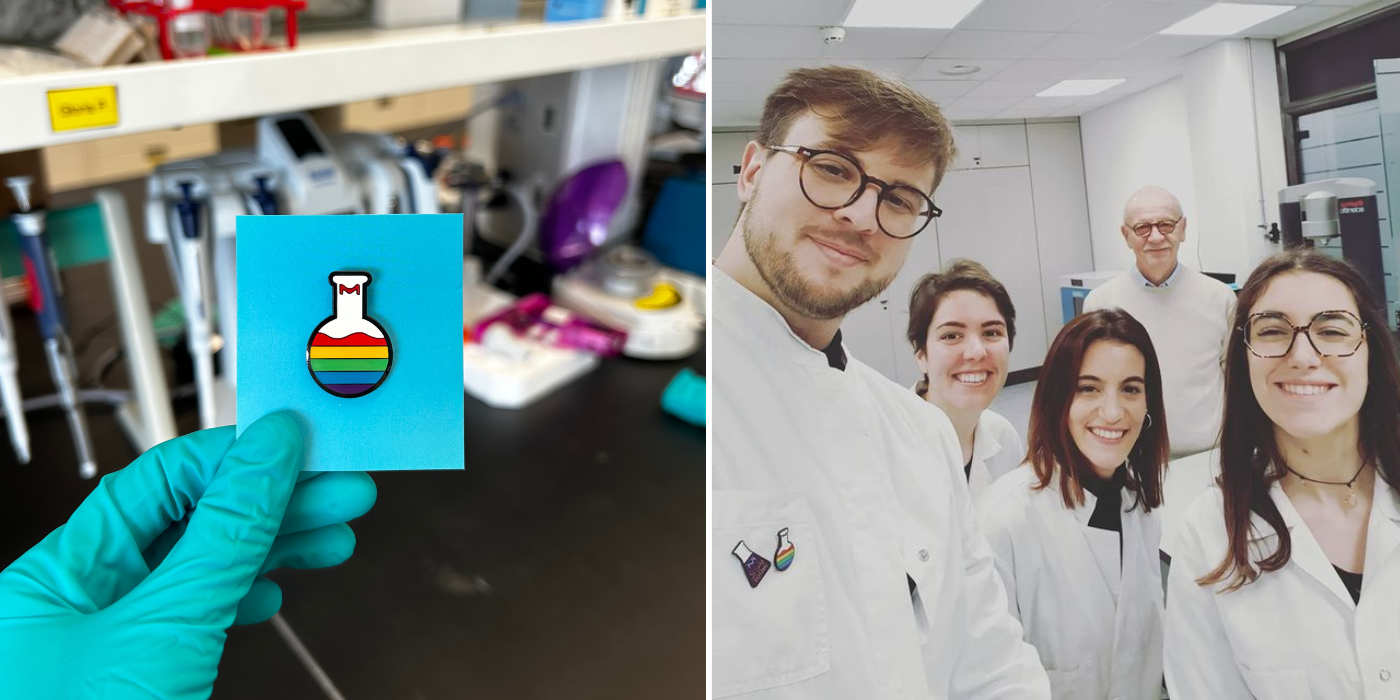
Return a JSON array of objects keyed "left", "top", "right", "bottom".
[
  {"left": 256, "top": 112, "right": 362, "bottom": 215},
  {"left": 6, "top": 176, "right": 98, "bottom": 478},
  {"left": 552, "top": 244, "right": 704, "bottom": 360}
]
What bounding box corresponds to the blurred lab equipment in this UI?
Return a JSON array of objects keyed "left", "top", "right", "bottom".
[{"left": 6, "top": 176, "right": 98, "bottom": 478}]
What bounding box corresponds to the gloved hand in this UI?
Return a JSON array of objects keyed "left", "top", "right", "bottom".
[{"left": 0, "top": 412, "right": 377, "bottom": 699}]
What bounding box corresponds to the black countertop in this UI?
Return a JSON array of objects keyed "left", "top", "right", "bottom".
[{"left": 0, "top": 315, "right": 706, "bottom": 699}]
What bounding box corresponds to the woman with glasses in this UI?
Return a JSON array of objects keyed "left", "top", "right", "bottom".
[
  {"left": 1165, "top": 250, "right": 1400, "bottom": 698},
  {"left": 977, "top": 308, "right": 1169, "bottom": 699},
  {"left": 906, "top": 259, "right": 1022, "bottom": 496}
]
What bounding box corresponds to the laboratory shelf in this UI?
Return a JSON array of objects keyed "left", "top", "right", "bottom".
[{"left": 0, "top": 12, "right": 706, "bottom": 155}]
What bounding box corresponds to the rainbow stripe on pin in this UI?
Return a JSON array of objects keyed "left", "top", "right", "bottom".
[
  {"left": 310, "top": 332, "right": 389, "bottom": 396},
  {"left": 775, "top": 543, "right": 795, "bottom": 571}
]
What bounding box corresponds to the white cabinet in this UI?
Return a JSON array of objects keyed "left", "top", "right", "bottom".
[
  {"left": 712, "top": 130, "right": 754, "bottom": 256},
  {"left": 841, "top": 121, "right": 1095, "bottom": 385},
  {"left": 950, "top": 124, "right": 1030, "bottom": 171},
  {"left": 921, "top": 166, "right": 1047, "bottom": 373},
  {"left": 712, "top": 184, "right": 741, "bottom": 255},
  {"left": 712, "top": 131, "right": 753, "bottom": 185},
  {"left": 1027, "top": 121, "right": 1096, "bottom": 345}
]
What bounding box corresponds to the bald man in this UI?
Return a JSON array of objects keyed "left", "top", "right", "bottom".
[{"left": 1083, "top": 186, "right": 1235, "bottom": 457}]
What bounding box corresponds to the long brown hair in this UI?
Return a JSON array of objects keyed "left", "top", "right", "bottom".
[
  {"left": 905, "top": 259, "right": 1017, "bottom": 398},
  {"left": 1200, "top": 250, "right": 1400, "bottom": 591},
  {"left": 1027, "top": 309, "right": 1169, "bottom": 511}
]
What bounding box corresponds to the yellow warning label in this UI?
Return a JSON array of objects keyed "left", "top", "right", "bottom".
[{"left": 47, "top": 86, "right": 119, "bottom": 132}]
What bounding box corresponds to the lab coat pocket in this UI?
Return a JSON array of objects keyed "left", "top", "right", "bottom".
[
  {"left": 1045, "top": 659, "right": 1096, "bottom": 700},
  {"left": 1239, "top": 666, "right": 1312, "bottom": 700},
  {"left": 713, "top": 491, "right": 830, "bottom": 698}
]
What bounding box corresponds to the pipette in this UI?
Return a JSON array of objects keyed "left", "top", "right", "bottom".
[
  {"left": 6, "top": 176, "right": 97, "bottom": 478},
  {"left": 0, "top": 270, "right": 28, "bottom": 463},
  {"left": 174, "top": 180, "right": 217, "bottom": 430}
]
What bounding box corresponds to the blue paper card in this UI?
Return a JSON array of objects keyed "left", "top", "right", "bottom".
[{"left": 237, "top": 214, "right": 464, "bottom": 471}]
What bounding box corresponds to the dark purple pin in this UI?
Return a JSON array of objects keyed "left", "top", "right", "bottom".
[{"left": 732, "top": 540, "right": 771, "bottom": 588}]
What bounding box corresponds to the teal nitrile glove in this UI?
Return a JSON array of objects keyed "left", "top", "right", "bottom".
[{"left": 0, "top": 412, "right": 377, "bottom": 699}]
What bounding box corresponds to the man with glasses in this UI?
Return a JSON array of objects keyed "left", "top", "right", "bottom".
[
  {"left": 713, "top": 65, "right": 1048, "bottom": 699},
  {"left": 1083, "top": 185, "right": 1236, "bottom": 457}
]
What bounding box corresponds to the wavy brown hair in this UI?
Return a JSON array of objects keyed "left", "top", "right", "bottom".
[
  {"left": 905, "top": 259, "right": 1017, "bottom": 398},
  {"left": 1200, "top": 250, "right": 1400, "bottom": 591},
  {"left": 1027, "top": 309, "right": 1169, "bottom": 511},
  {"left": 754, "top": 65, "right": 957, "bottom": 192}
]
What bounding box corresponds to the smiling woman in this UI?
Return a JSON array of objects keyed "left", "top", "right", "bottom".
[
  {"left": 1164, "top": 250, "right": 1400, "bottom": 698},
  {"left": 906, "top": 259, "right": 1022, "bottom": 496},
  {"left": 974, "top": 308, "right": 1170, "bottom": 700}
]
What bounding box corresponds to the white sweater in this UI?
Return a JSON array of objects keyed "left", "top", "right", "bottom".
[{"left": 1083, "top": 266, "right": 1235, "bottom": 457}]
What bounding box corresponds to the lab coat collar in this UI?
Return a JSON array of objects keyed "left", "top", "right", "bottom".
[
  {"left": 712, "top": 266, "right": 833, "bottom": 369},
  {"left": 970, "top": 412, "right": 1006, "bottom": 466},
  {"left": 1246, "top": 478, "right": 1400, "bottom": 608}
]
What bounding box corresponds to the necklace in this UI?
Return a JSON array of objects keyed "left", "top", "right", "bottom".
[{"left": 1283, "top": 461, "right": 1368, "bottom": 508}]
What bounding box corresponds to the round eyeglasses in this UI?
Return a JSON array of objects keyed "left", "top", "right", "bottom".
[
  {"left": 1241, "top": 310, "right": 1368, "bottom": 358},
  {"left": 1129, "top": 219, "right": 1181, "bottom": 237},
  {"left": 767, "top": 145, "right": 941, "bottom": 240}
]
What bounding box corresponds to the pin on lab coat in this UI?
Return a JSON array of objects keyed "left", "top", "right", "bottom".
[
  {"left": 713, "top": 269, "right": 1049, "bottom": 699},
  {"left": 977, "top": 465, "right": 1164, "bottom": 700},
  {"left": 1165, "top": 476, "right": 1400, "bottom": 699}
]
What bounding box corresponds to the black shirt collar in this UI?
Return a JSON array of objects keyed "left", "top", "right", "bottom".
[{"left": 822, "top": 330, "right": 847, "bottom": 371}]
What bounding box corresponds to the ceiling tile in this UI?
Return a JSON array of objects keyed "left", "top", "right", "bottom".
[
  {"left": 964, "top": 79, "right": 1058, "bottom": 97},
  {"left": 711, "top": 79, "right": 786, "bottom": 102},
  {"left": 714, "top": 101, "right": 764, "bottom": 127},
  {"left": 818, "top": 57, "right": 923, "bottom": 78},
  {"left": 990, "top": 58, "right": 1098, "bottom": 81},
  {"left": 713, "top": 24, "right": 826, "bottom": 59},
  {"left": 999, "top": 95, "right": 1083, "bottom": 118},
  {"left": 925, "top": 30, "right": 1057, "bottom": 60},
  {"left": 959, "top": 0, "right": 1115, "bottom": 32},
  {"left": 820, "top": 28, "right": 949, "bottom": 59},
  {"left": 1071, "top": 0, "right": 1213, "bottom": 35},
  {"left": 1115, "top": 33, "right": 1220, "bottom": 60},
  {"left": 945, "top": 108, "right": 1005, "bottom": 122},
  {"left": 910, "top": 58, "right": 1015, "bottom": 81},
  {"left": 1023, "top": 31, "right": 1147, "bottom": 60},
  {"left": 1075, "top": 57, "right": 1184, "bottom": 79},
  {"left": 712, "top": 58, "right": 820, "bottom": 85},
  {"left": 714, "top": 0, "right": 853, "bottom": 27},
  {"left": 952, "top": 95, "right": 1026, "bottom": 111},
  {"left": 1309, "top": 0, "right": 1372, "bottom": 6},
  {"left": 1243, "top": 5, "right": 1353, "bottom": 38},
  {"left": 910, "top": 80, "right": 983, "bottom": 99}
]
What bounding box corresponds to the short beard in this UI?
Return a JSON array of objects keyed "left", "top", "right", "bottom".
[{"left": 741, "top": 190, "right": 893, "bottom": 321}]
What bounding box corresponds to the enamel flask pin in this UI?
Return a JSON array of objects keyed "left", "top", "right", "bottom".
[
  {"left": 308, "top": 272, "right": 392, "bottom": 398},
  {"left": 732, "top": 541, "right": 772, "bottom": 588},
  {"left": 773, "top": 528, "right": 795, "bottom": 572}
]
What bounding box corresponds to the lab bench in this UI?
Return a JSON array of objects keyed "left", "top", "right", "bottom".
[{"left": 0, "top": 288, "right": 706, "bottom": 699}]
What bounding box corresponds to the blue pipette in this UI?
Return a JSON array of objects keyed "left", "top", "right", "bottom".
[{"left": 6, "top": 176, "right": 97, "bottom": 478}]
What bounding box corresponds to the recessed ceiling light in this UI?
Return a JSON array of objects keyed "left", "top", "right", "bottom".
[
  {"left": 844, "top": 0, "right": 986, "bottom": 29},
  {"left": 1037, "top": 79, "right": 1125, "bottom": 97},
  {"left": 1160, "top": 3, "right": 1294, "bottom": 36},
  {"left": 938, "top": 64, "right": 981, "bottom": 76}
]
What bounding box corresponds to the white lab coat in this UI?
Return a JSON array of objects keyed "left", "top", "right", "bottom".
[
  {"left": 713, "top": 268, "right": 1049, "bottom": 699},
  {"left": 1165, "top": 477, "right": 1400, "bottom": 698},
  {"left": 977, "top": 465, "right": 1165, "bottom": 700},
  {"left": 966, "top": 409, "right": 1025, "bottom": 499}
]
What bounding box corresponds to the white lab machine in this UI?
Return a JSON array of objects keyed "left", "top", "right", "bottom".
[
  {"left": 328, "top": 132, "right": 440, "bottom": 215},
  {"left": 255, "top": 112, "right": 363, "bottom": 215},
  {"left": 1058, "top": 270, "right": 1119, "bottom": 324},
  {"left": 551, "top": 245, "right": 704, "bottom": 360}
]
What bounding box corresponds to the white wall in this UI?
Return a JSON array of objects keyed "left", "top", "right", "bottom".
[
  {"left": 1080, "top": 78, "right": 1199, "bottom": 275},
  {"left": 1080, "top": 38, "right": 1289, "bottom": 282}
]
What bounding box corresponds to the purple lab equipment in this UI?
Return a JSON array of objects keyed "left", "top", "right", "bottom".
[{"left": 539, "top": 160, "right": 628, "bottom": 273}]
